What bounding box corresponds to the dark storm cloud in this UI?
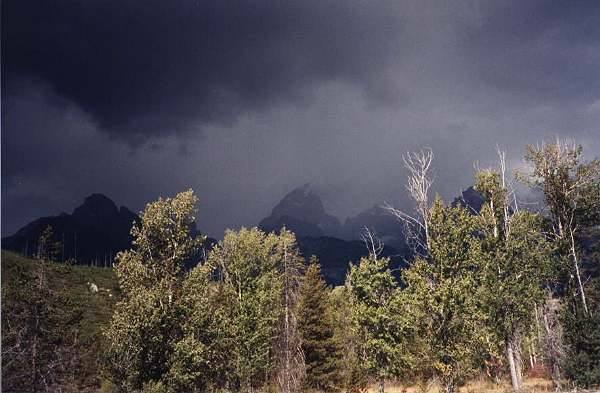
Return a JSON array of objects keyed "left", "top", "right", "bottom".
[
  {"left": 459, "top": 1, "right": 600, "bottom": 104},
  {"left": 3, "top": 0, "right": 406, "bottom": 139},
  {"left": 3, "top": 1, "right": 600, "bottom": 238}
]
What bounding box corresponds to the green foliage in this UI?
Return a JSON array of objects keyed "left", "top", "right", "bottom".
[
  {"left": 347, "top": 255, "right": 416, "bottom": 386},
  {"left": 519, "top": 141, "right": 600, "bottom": 302},
  {"left": 519, "top": 141, "right": 600, "bottom": 387},
  {"left": 476, "top": 168, "right": 554, "bottom": 390},
  {"left": 1, "top": 250, "right": 118, "bottom": 392},
  {"left": 563, "top": 307, "right": 600, "bottom": 387},
  {"left": 476, "top": 170, "right": 552, "bottom": 337},
  {"left": 480, "top": 211, "right": 551, "bottom": 337},
  {"left": 102, "top": 190, "right": 307, "bottom": 393},
  {"left": 297, "top": 260, "right": 343, "bottom": 391},
  {"left": 519, "top": 142, "right": 600, "bottom": 233},
  {"left": 103, "top": 190, "right": 203, "bottom": 392},
  {"left": 166, "top": 264, "right": 234, "bottom": 392},
  {"left": 563, "top": 265, "right": 600, "bottom": 387},
  {"left": 204, "top": 227, "right": 302, "bottom": 391},
  {"left": 3, "top": 141, "right": 597, "bottom": 392},
  {"left": 402, "top": 199, "right": 484, "bottom": 393},
  {"left": 329, "top": 286, "right": 369, "bottom": 393}
]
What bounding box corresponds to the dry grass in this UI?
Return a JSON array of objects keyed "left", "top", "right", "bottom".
[{"left": 367, "top": 377, "right": 555, "bottom": 393}]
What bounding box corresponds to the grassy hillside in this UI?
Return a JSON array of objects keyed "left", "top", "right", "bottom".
[{"left": 1, "top": 250, "right": 120, "bottom": 390}]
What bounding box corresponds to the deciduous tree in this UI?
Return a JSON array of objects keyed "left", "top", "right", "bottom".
[
  {"left": 103, "top": 190, "right": 203, "bottom": 392},
  {"left": 402, "top": 199, "right": 484, "bottom": 393}
]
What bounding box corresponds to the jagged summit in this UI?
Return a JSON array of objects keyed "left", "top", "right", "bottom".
[
  {"left": 72, "top": 193, "right": 119, "bottom": 220},
  {"left": 259, "top": 184, "right": 341, "bottom": 237},
  {"left": 2, "top": 193, "right": 214, "bottom": 268},
  {"left": 2, "top": 194, "right": 138, "bottom": 265},
  {"left": 257, "top": 185, "right": 408, "bottom": 284},
  {"left": 270, "top": 183, "right": 326, "bottom": 223}
]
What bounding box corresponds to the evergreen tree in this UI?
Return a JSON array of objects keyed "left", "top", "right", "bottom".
[
  {"left": 36, "top": 225, "right": 62, "bottom": 262},
  {"left": 563, "top": 233, "right": 600, "bottom": 387},
  {"left": 297, "top": 259, "right": 343, "bottom": 392}
]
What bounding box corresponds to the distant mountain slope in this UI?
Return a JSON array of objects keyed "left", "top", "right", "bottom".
[
  {"left": 2, "top": 194, "right": 137, "bottom": 266},
  {"left": 452, "top": 186, "right": 485, "bottom": 213},
  {"left": 1, "top": 194, "right": 217, "bottom": 268},
  {"left": 297, "top": 236, "right": 406, "bottom": 285},
  {"left": 258, "top": 184, "right": 409, "bottom": 284},
  {"left": 259, "top": 183, "right": 342, "bottom": 237},
  {"left": 341, "top": 204, "right": 407, "bottom": 252}
]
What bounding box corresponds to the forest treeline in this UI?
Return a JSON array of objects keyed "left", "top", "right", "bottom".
[{"left": 2, "top": 140, "right": 599, "bottom": 393}]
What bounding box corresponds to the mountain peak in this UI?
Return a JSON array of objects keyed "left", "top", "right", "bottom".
[
  {"left": 73, "top": 193, "right": 119, "bottom": 220},
  {"left": 259, "top": 184, "right": 341, "bottom": 237},
  {"left": 271, "top": 183, "right": 325, "bottom": 222},
  {"left": 2, "top": 193, "right": 137, "bottom": 265}
]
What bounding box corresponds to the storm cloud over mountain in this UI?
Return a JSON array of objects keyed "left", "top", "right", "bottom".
[
  {"left": 3, "top": 1, "right": 600, "bottom": 237},
  {"left": 3, "top": 0, "right": 408, "bottom": 138}
]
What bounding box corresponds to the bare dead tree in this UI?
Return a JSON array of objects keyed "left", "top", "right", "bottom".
[
  {"left": 384, "top": 148, "right": 434, "bottom": 258},
  {"left": 360, "top": 227, "right": 384, "bottom": 260}
]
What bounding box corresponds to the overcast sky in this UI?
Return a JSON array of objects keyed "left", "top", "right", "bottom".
[{"left": 2, "top": 1, "right": 600, "bottom": 237}]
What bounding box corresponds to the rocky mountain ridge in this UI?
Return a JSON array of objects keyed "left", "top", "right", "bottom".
[{"left": 3, "top": 185, "right": 484, "bottom": 284}]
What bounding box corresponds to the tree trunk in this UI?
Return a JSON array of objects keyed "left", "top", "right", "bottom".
[
  {"left": 443, "top": 379, "right": 457, "bottom": 393},
  {"left": 378, "top": 377, "right": 385, "bottom": 393},
  {"left": 542, "top": 301, "right": 562, "bottom": 391},
  {"left": 514, "top": 339, "right": 523, "bottom": 390},
  {"left": 570, "top": 229, "right": 588, "bottom": 315},
  {"left": 507, "top": 339, "right": 521, "bottom": 392},
  {"left": 529, "top": 343, "right": 535, "bottom": 368}
]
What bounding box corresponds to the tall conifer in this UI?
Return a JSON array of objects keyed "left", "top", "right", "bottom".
[{"left": 297, "top": 259, "right": 342, "bottom": 392}]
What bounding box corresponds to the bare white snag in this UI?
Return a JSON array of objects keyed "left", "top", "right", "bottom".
[
  {"left": 360, "top": 227, "right": 384, "bottom": 259},
  {"left": 384, "top": 148, "right": 434, "bottom": 258}
]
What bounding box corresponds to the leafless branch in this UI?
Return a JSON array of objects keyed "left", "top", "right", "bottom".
[
  {"left": 384, "top": 148, "right": 434, "bottom": 258},
  {"left": 360, "top": 227, "right": 384, "bottom": 259}
]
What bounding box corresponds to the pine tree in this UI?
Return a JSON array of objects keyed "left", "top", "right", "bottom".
[
  {"left": 36, "top": 225, "right": 62, "bottom": 262},
  {"left": 297, "top": 259, "right": 343, "bottom": 392}
]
